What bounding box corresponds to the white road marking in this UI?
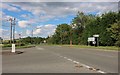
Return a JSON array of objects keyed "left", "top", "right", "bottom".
[
  {"left": 64, "top": 57, "right": 67, "bottom": 59},
  {"left": 84, "top": 65, "right": 91, "bottom": 68},
  {"left": 37, "top": 47, "right": 44, "bottom": 50},
  {"left": 48, "top": 50, "right": 106, "bottom": 74},
  {"left": 97, "top": 70, "right": 106, "bottom": 73},
  {"left": 73, "top": 61, "right": 77, "bottom": 63},
  {"left": 58, "top": 55, "right": 106, "bottom": 74},
  {"left": 67, "top": 59, "right": 73, "bottom": 61}
]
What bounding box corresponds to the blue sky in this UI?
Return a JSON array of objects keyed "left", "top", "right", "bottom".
[{"left": 1, "top": 2, "right": 118, "bottom": 40}]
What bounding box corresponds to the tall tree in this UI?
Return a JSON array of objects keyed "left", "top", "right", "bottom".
[
  {"left": 107, "top": 21, "right": 120, "bottom": 46},
  {"left": 47, "top": 24, "right": 71, "bottom": 44}
]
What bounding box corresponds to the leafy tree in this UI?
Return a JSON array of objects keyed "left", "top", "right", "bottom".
[
  {"left": 47, "top": 23, "right": 71, "bottom": 44},
  {"left": 72, "top": 12, "right": 95, "bottom": 44},
  {"left": 47, "top": 11, "right": 119, "bottom": 46},
  {"left": 107, "top": 21, "right": 120, "bottom": 46},
  {"left": 21, "top": 36, "right": 45, "bottom": 44}
]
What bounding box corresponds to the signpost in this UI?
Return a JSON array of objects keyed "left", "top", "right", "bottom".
[
  {"left": 93, "top": 34, "right": 99, "bottom": 47},
  {"left": 88, "top": 37, "right": 95, "bottom": 42},
  {"left": 88, "top": 34, "right": 99, "bottom": 46}
]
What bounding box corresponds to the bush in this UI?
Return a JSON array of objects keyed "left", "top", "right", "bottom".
[
  {"left": 115, "top": 41, "right": 120, "bottom": 47},
  {"left": 15, "top": 43, "right": 25, "bottom": 46},
  {"left": 3, "top": 43, "right": 25, "bottom": 48},
  {"left": 20, "top": 43, "right": 25, "bottom": 46},
  {"left": 3, "top": 44, "right": 12, "bottom": 47}
]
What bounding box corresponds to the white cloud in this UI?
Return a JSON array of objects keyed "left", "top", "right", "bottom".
[
  {"left": 0, "top": 28, "right": 9, "bottom": 40},
  {"left": 33, "top": 24, "right": 56, "bottom": 37},
  {"left": 7, "top": 2, "right": 118, "bottom": 23},
  {"left": 2, "top": 3, "right": 20, "bottom": 12},
  {"left": 21, "top": 14, "right": 28, "bottom": 18},
  {"left": 1, "top": 0, "right": 119, "bottom": 2},
  {"left": 26, "top": 29, "right": 31, "bottom": 35},
  {"left": 18, "top": 20, "right": 29, "bottom": 28},
  {"left": 33, "top": 29, "right": 41, "bottom": 35}
]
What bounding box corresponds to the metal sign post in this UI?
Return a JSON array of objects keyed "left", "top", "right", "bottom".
[{"left": 93, "top": 35, "right": 99, "bottom": 47}]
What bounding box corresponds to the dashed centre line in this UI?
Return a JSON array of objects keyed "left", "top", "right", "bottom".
[
  {"left": 60, "top": 55, "right": 106, "bottom": 74},
  {"left": 36, "top": 47, "right": 106, "bottom": 74}
]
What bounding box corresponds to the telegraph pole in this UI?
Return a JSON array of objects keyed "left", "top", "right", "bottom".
[
  {"left": 31, "top": 29, "right": 33, "bottom": 44},
  {"left": 19, "top": 34, "right": 21, "bottom": 46},
  {"left": 8, "top": 17, "right": 16, "bottom": 44},
  {"left": 9, "top": 18, "right": 13, "bottom": 44},
  {"left": 13, "top": 18, "right": 16, "bottom": 44}
]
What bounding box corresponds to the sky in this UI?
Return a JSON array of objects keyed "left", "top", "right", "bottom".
[{"left": 1, "top": 1, "right": 119, "bottom": 40}]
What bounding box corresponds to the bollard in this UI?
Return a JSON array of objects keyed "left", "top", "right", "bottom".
[{"left": 12, "top": 44, "right": 15, "bottom": 53}]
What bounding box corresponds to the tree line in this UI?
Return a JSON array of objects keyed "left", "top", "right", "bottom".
[
  {"left": 2, "top": 11, "right": 119, "bottom": 47},
  {"left": 47, "top": 11, "right": 120, "bottom": 47}
]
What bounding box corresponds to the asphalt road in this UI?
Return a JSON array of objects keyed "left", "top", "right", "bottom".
[{"left": 2, "top": 45, "right": 118, "bottom": 73}]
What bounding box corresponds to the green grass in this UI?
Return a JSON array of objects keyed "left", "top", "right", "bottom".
[
  {"left": 2, "top": 44, "right": 35, "bottom": 50},
  {"left": 62, "top": 45, "right": 119, "bottom": 51},
  {"left": 2, "top": 43, "right": 119, "bottom": 51},
  {"left": 36, "top": 44, "right": 119, "bottom": 51}
]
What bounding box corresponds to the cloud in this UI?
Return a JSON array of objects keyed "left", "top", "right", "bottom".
[
  {"left": 20, "top": 14, "right": 29, "bottom": 18},
  {"left": 1, "top": 0, "right": 119, "bottom": 2},
  {"left": 18, "top": 20, "right": 29, "bottom": 28},
  {"left": 0, "top": 28, "right": 10, "bottom": 39},
  {"left": 33, "top": 24, "right": 56, "bottom": 37},
  {"left": 26, "top": 29, "right": 31, "bottom": 35},
  {"left": 33, "top": 29, "right": 41, "bottom": 35},
  {"left": 8, "top": 2, "right": 118, "bottom": 22},
  {"left": 2, "top": 3, "right": 21, "bottom": 12}
]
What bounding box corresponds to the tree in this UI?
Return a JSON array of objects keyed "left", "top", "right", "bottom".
[
  {"left": 72, "top": 12, "right": 95, "bottom": 44},
  {"left": 107, "top": 21, "right": 120, "bottom": 46},
  {"left": 47, "top": 24, "right": 71, "bottom": 44}
]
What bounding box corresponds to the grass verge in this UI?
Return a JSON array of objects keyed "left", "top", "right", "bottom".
[
  {"left": 2, "top": 44, "right": 35, "bottom": 50},
  {"left": 62, "top": 45, "right": 119, "bottom": 51}
]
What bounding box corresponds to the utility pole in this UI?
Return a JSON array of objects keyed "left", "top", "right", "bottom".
[
  {"left": 8, "top": 17, "right": 16, "bottom": 44},
  {"left": 8, "top": 17, "right": 16, "bottom": 53},
  {"left": 9, "top": 18, "right": 13, "bottom": 44},
  {"left": 13, "top": 18, "right": 16, "bottom": 44},
  {"left": 19, "top": 34, "right": 21, "bottom": 46},
  {"left": 31, "top": 29, "right": 33, "bottom": 44}
]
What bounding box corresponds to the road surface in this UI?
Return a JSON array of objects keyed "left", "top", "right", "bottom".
[{"left": 2, "top": 45, "right": 118, "bottom": 73}]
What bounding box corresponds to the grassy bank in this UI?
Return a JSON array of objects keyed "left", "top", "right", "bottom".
[
  {"left": 37, "top": 44, "right": 119, "bottom": 51},
  {"left": 1, "top": 44, "right": 35, "bottom": 50},
  {"left": 62, "top": 45, "right": 119, "bottom": 51}
]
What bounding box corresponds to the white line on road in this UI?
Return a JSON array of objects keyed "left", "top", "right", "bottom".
[
  {"left": 37, "top": 47, "right": 44, "bottom": 50},
  {"left": 49, "top": 50, "right": 106, "bottom": 74},
  {"left": 67, "top": 59, "right": 73, "bottom": 61},
  {"left": 73, "top": 61, "right": 77, "bottom": 63},
  {"left": 64, "top": 57, "right": 67, "bottom": 59},
  {"left": 58, "top": 55, "right": 106, "bottom": 74},
  {"left": 97, "top": 70, "right": 106, "bottom": 73}
]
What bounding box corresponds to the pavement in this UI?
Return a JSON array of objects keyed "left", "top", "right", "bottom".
[{"left": 2, "top": 45, "right": 119, "bottom": 73}]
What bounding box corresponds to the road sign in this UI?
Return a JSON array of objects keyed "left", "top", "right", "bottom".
[
  {"left": 88, "top": 37, "right": 95, "bottom": 42},
  {"left": 93, "top": 35, "right": 99, "bottom": 37}
]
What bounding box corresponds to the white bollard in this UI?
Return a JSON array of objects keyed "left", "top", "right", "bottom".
[{"left": 12, "top": 44, "right": 15, "bottom": 53}]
